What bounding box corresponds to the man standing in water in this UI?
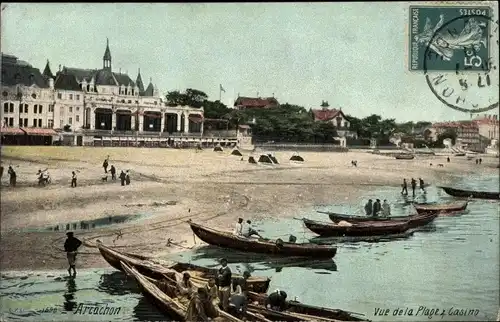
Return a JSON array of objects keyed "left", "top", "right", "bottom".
[
  {"left": 216, "top": 258, "right": 232, "bottom": 312},
  {"left": 411, "top": 178, "right": 417, "bottom": 196},
  {"left": 419, "top": 178, "right": 426, "bottom": 193},
  {"left": 381, "top": 200, "right": 391, "bottom": 217},
  {"left": 364, "top": 199, "right": 373, "bottom": 216},
  {"left": 401, "top": 179, "right": 408, "bottom": 195},
  {"left": 64, "top": 232, "right": 82, "bottom": 277}
]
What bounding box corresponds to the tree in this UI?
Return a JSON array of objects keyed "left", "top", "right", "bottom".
[{"left": 165, "top": 88, "right": 208, "bottom": 108}]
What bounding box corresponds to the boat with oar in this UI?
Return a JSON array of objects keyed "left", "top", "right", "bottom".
[
  {"left": 303, "top": 218, "right": 411, "bottom": 237},
  {"left": 309, "top": 230, "right": 416, "bottom": 244},
  {"left": 122, "top": 261, "right": 368, "bottom": 322},
  {"left": 320, "top": 211, "right": 438, "bottom": 228},
  {"left": 96, "top": 240, "right": 271, "bottom": 293},
  {"left": 121, "top": 261, "right": 256, "bottom": 322},
  {"left": 189, "top": 221, "right": 337, "bottom": 259},
  {"left": 440, "top": 186, "right": 500, "bottom": 200},
  {"left": 413, "top": 201, "right": 468, "bottom": 214}
]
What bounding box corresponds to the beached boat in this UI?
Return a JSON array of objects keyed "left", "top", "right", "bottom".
[
  {"left": 96, "top": 241, "right": 271, "bottom": 293},
  {"left": 413, "top": 201, "right": 468, "bottom": 214},
  {"left": 322, "top": 211, "right": 438, "bottom": 227},
  {"left": 120, "top": 261, "right": 247, "bottom": 322},
  {"left": 395, "top": 154, "right": 415, "bottom": 160},
  {"left": 123, "top": 261, "right": 367, "bottom": 322},
  {"left": 247, "top": 292, "right": 368, "bottom": 321},
  {"left": 189, "top": 221, "right": 337, "bottom": 258},
  {"left": 440, "top": 186, "right": 500, "bottom": 200},
  {"left": 302, "top": 218, "right": 411, "bottom": 237}
]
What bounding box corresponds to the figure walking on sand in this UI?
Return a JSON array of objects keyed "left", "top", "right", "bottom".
[
  {"left": 411, "top": 178, "right": 417, "bottom": 196},
  {"left": 125, "top": 170, "right": 131, "bottom": 185},
  {"left": 64, "top": 232, "right": 82, "bottom": 277},
  {"left": 8, "top": 166, "right": 16, "bottom": 187},
  {"left": 119, "top": 170, "right": 126, "bottom": 186},
  {"left": 71, "top": 171, "right": 77, "bottom": 188},
  {"left": 102, "top": 157, "right": 109, "bottom": 173},
  {"left": 110, "top": 165, "right": 116, "bottom": 181}
]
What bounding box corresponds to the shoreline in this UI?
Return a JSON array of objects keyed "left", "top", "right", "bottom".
[{"left": 1, "top": 146, "right": 497, "bottom": 271}]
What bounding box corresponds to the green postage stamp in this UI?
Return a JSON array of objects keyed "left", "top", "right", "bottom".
[{"left": 409, "top": 5, "right": 492, "bottom": 72}]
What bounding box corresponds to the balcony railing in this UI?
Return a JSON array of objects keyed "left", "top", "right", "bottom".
[{"left": 77, "top": 129, "right": 236, "bottom": 138}]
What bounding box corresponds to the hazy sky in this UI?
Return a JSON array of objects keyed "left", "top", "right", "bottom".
[{"left": 1, "top": 3, "right": 498, "bottom": 122}]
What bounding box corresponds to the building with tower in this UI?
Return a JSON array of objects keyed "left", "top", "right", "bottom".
[{"left": 1, "top": 40, "right": 225, "bottom": 147}]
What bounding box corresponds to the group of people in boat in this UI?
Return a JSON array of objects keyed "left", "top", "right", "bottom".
[
  {"left": 364, "top": 199, "right": 391, "bottom": 216},
  {"left": 401, "top": 178, "right": 425, "bottom": 196},
  {"left": 233, "top": 218, "right": 263, "bottom": 239},
  {"left": 163, "top": 257, "right": 289, "bottom": 321}
]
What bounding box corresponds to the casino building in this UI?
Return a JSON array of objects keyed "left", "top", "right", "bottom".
[{"left": 0, "top": 40, "right": 231, "bottom": 147}]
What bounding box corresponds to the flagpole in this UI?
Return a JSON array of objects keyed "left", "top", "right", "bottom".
[{"left": 219, "top": 85, "right": 221, "bottom": 102}]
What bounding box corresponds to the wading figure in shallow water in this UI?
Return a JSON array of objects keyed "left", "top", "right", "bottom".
[{"left": 64, "top": 232, "right": 82, "bottom": 277}]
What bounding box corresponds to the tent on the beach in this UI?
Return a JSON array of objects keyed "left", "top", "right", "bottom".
[
  {"left": 231, "top": 149, "right": 243, "bottom": 156},
  {"left": 267, "top": 153, "right": 279, "bottom": 164},
  {"left": 258, "top": 154, "right": 275, "bottom": 164},
  {"left": 248, "top": 156, "right": 257, "bottom": 164},
  {"left": 213, "top": 145, "right": 223, "bottom": 152},
  {"left": 290, "top": 153, "right": 304, "bottom": 162}
]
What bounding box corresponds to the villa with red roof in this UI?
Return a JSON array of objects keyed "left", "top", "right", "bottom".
[{"left": 310, "top": 101, "right": 357, "bottom": 138}]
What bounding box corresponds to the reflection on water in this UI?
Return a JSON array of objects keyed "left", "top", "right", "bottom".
[
  {"left": 63, "top": 278, "right": 77, "bottom": 312},
  {"left": 1, "top": 175, "right": 498, "bottom": 321}
]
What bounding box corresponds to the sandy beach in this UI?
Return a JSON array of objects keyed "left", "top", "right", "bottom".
[{"left": 1, "top": 146, "right": 497, "bottom": 271}]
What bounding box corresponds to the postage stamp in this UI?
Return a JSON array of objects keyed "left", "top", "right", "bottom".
[
  {"left": 409, "top": 5, "right": 492, "bottom": 72},
  {"left": 423, "top": 12, "right": 499, "bottom": 113}
]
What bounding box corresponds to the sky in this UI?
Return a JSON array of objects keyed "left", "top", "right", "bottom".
[{"left": 1, "top": 2, "right": 498, "bottom": 122}]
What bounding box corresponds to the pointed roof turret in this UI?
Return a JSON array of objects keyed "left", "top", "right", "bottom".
[
  {"left": 42, "top": 60, "right": 54, "bottom": 79},
  {"left": 144, "top": 77, "right": 154, "bottom": 96},
  {"left": 103, "top": 38, "right": 112, "bottom": 71},
  {"left": 136, "top": 68, "right": 145, "bottom": 93}
]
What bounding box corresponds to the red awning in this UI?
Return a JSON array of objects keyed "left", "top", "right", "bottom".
[
  {"left": 21, "top": 128, "right": 57, "bottom": 136},
  {"left": 189, "top": 116, "right": 203, "bottom": 123},
  {"left": 0, "top": 127, "right": 25, "bottom": 135}
]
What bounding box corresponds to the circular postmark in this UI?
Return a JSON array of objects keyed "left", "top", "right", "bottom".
[{"left": 424, "top": 13, "right": 499, "bottom": 113}]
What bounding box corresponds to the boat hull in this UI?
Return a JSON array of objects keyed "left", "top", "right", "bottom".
[
  {"left": 96, "top": 241, "right": 271, "bottom": 293},
  {"left": 440, "top": 186, "right": 499, "bottom": 200},
  {"left": 303, "top": 218, "right": 410, "bottom": 237},
  {"left": 414, "top": 201, "right": 468, "bottom": 214},
  {"left": 328, "top": 212, "right": 438, "bottom": 228},
  {"left": 189, "top": 222, "right": 337, "bottom": 258}
]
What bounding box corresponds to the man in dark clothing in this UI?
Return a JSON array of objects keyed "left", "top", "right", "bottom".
[
  {"left": 373, "top": 199, "right": 381, "bottom": 216},
  {"left": 479, "top": 158, "right": 482, "bottom": 164},
  {"left": 401, "top": 179, "right": 408, "bottom": 195},
  {"left": 64, "top": 232, "right": 82, "bottom": 277},
  {"left": 447, "top": 157, "right": 450, "bottom": 163},
  {"left": 119, "top": 170, "right": 126, "bottom": 186},
  {"left": 265, "top": 290, "right": 287, "bottom": 311},
  {"left": 125, "top": 170, "right": 131, "bottom": 185},
  {"left": 216, "top": 258, "right": 232, "bottom": 312},
  {"left": 419, "top": 178, "right": 426, "bottom": 192},
  {"left": 0, "top": 165, "right": 4, "bottom": 180},
  {"left": 102, "top": 158, "right": 109, "bottom": 173},
  {"left": 228, "top": 278, "right": 248, "bottom": 317},
  {"left": 411, "top": 178, "right": 417, "bottom": 196},
  {"left": 110, "top": 165, "right": 116, "bottom": 181},
  {"left": 8, "top": 166, "right": 16, "bottom": 187},
  {"left": 71, "top": 171, "right": 77, "bottom": 188},
  {"left": 364, "top": 199, "right": 373, "bottom": 216}
]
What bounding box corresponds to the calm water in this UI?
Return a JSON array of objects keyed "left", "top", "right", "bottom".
[{"left": 1, "top": 174, "right": 498, "bottom": 321}]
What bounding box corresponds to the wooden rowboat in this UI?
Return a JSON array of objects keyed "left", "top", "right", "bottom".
[
  {"left": 303, "top": 218, "right": 411, "bottom": 237},
  {"left": 123, "top": 261, "right": 368, "bottom": 322},
  {"left": 323, "top": 211, "right": 438, "bottom": 228},
  {"left": 413, "top": 201, "right": 468, "bottom": 214},
  {"left": 395, "top": 154, "right": 415, "bottom": 160},
  {"left": 96, "top": 240, "right": 271, "bottom": 293},
  {"left": 309, "top": 230, "right": 416, "bottom": 244},
  {"left": 440, "top": 186, "right": 500, "bottom": 200},
  {"left": 189, "top": 221, "right": 337, "bottom": 259},
  {"left": 120, "top": 261, "right": 247, "bottom": 322},
  {"left": 248, "top": 292, "right": 368, "bottom": 321}
]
